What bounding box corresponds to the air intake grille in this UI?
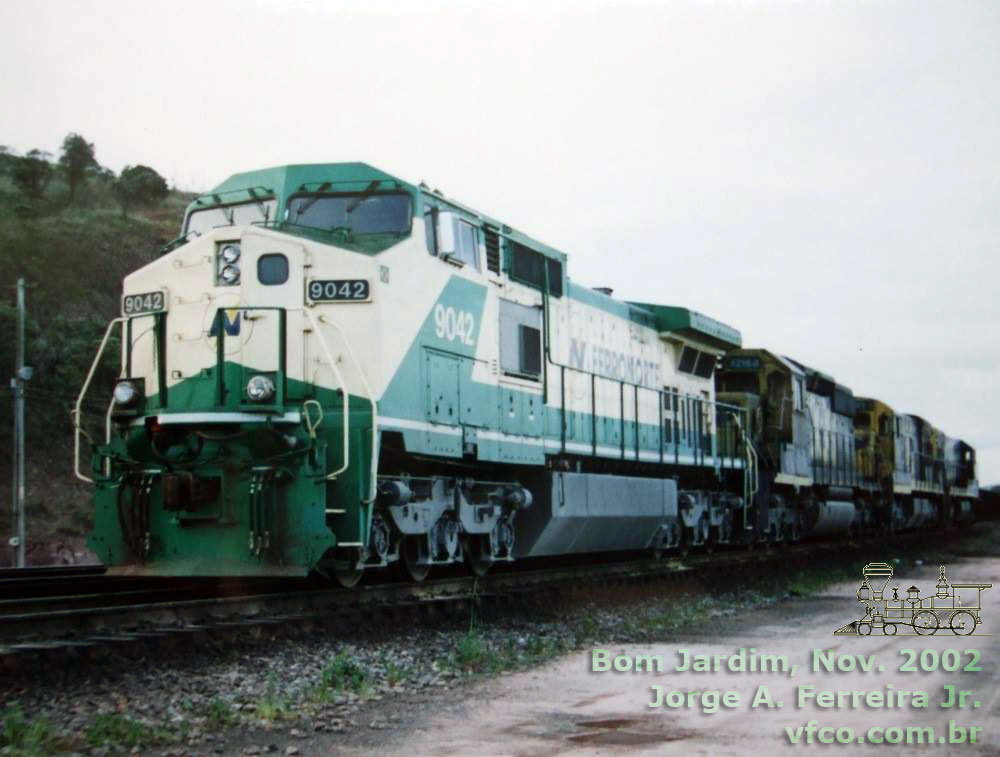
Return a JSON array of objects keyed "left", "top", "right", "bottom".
[{"left": 484, "top": 225, "right": 500, "bottom": 274}]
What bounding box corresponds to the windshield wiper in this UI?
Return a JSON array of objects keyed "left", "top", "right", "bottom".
[
  {"left": 247, "top": 188, "right": 272, "bottom": 222},
  {"left": 345, "top": 180, "right": 380, "bottom": 214},
  {"left": 293, "top": 181, "right": 332, "bottom": 219}
]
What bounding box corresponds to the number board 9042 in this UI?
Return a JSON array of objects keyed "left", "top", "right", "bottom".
[
  {"left": 122, "top": 290, "right": 168, "bottom": 316},
  {"left": 307, "top": 279, "right": 370, "bottom": 303}
]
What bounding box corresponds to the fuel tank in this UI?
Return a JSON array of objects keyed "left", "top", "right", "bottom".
[{"left": 806, "top": 500, "right": 857, "bottom": 536}]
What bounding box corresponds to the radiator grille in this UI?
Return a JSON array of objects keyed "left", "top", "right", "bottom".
[{"left": 484, "top": 225, "right": 500, "bottom": 274}]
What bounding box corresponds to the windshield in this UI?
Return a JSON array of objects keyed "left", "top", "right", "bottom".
[
  {"left": 286, "top": 193, "right": 411, "bottom": 236},
  {"left": 186, "top": 199, "right": 277, "bottom": 235},
  {"left": 719, "top": 373, "right": 760, "bottom": 394}
]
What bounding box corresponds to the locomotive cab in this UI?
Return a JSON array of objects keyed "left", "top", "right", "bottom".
[
  {"left": 716, "top": 349, "right": 812, "bottom": 543},
  {"left": 853, "top": 397, "right": 899, "bottom": 530}
]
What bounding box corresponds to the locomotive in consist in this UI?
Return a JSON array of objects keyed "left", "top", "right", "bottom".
[
  {"left": 715, "top": 351, "right": 979, "bottom": 545},
  {"left": 73, "top": 162, "right": 977, "bottom": 584}
]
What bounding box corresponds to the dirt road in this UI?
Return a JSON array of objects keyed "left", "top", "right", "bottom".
[{"left": 332, "top": 556, "right": 1000, "bottom": 755}]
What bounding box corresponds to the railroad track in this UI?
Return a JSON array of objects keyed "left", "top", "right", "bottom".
[
  {"left": 0, "top": 564, "right": 104, "bottom": 581},
  {"left": 0, "top": 527, "right": 974, "bottom": 669}
]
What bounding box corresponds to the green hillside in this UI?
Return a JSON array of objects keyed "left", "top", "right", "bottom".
[{"left": 0, "top": 148, "right": 195, "bottom": 564}]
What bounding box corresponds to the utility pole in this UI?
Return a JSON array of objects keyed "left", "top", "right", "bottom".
[{"left": 10, "top": 278, "right": 31, "bottom": 567}]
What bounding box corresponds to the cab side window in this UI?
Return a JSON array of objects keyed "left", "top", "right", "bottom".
[
  {"left": 454, "top": 219, "right": 481, "bottom": 271},
  {"left": 430, "top": 209, "right": 482, "bottom": 272}
]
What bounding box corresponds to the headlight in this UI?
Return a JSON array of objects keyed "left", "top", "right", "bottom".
[
  {"left": 220, "top": 243, "right": 241, "bottom": 263},
  {"left": 113, "top": 380, "right": 139, "bottom": 406},
  {"left": 220, "top": 264, "right": 241, "bottom": 285},
  {"left": 246, "top": 374, "right": 276, "bottom": 402}
]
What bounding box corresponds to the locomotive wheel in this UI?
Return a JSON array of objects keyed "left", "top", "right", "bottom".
[
  {"left": 334, "top": 566, "right": 363, "bottom": 589},
  {"left": 857, "top": 623, "right": 872, "bottom": 636},
  {"left": 402, "top": 536, "right": 431, "bottom": 582},
  {"left": 913, "top": 610, "right": 939, "bottom": 635},
  {"left": 465, "top": 535, "right": 492, "bottom": 577},
  {"left": 884, "top": 623, "right": 898, "bottom": 636},
  {"left": 949, "top": 610, "right": 976, "bottom": 635}
]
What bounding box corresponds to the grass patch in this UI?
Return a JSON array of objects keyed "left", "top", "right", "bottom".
[
  {"left": 85, "top": 712, "right": 171, "bottom": 750},
  {"left": 574, "top": 614, "right": 604, "bottom": 644},
  {"left": 321, "top": 652, "right": 368, "bottom": 692},
  {"left": 631, "top": 595, "right": 719, "bottom": 635},
  {"left": 518, "top": 634, "right": 571, "bottom": 663},
  {"left": 1, "top": 704, "right": 56, "bottom": 755},
  {"left": 448, "top": 628, "right": 571, "bottom": 675},
  {"left": 306, "top": 652, "right": 372, "bottom": 703},
  {"left": 205, "top": 698, "right": 237, "bottom": 728},
  {"left": 257, "top": 673, "right": 291, "bottom": 721},
  {"left": 383, "top": 659, "right": 413, "bottom": 687},
  {"left": 452, "top": 629, "right": 496, "bottom": 673},
  {"left": 786, "top": 565, "right": 856, "bottom": 597}
]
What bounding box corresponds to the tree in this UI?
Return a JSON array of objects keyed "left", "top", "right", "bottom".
[
  {"left": 113, "top": 164, "right": 169, "bottom": 218},
  {"left": 58, "top": 133, "right": 98, "bottom": 201},
  {"left": 0, "top": 145, "right": 14, "bottom": 176},
  {"left": 12, "top": 149, "right": 53, "bottom": 201},
  {"left": 94, "top": 165, "right": 116, "bottom": 185}
]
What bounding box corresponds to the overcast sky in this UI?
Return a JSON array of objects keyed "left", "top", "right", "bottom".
[{"left": 2, "top": 0, "right": 998, "bottom": 483}]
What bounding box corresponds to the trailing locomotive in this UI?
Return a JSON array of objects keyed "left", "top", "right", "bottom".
[
  {"left": 716, "top": 350, "right": 979, "bottom": 545},
  {"left": 73, "top": 162, "right": 978, "bottom": 584}
]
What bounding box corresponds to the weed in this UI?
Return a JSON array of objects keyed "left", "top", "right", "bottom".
[
  {"left": 452, "top": 629, "right": 497, "bottom": 672},
  {"left": 0, "top": 704, "right": 56, "bottom": 755},
  {"left": 321, "top": 652, "right": 368, "bottom": 693},
  {"left": 575, "top": 614, "right": 601, "bottom": 644},
  {"left": 205, "top": 698, "right": 237, "bottom": 727},
  {"left": 521, "top": 634, "right": 567, "bottom": 662},
  {"left": 449, "top": 627, "right": 573, "bottom": 675},
  {"left": 384, "top": 659, "right": 412, "bottom": 687},
  {"left": 786, "top": 565, "right": 855, "bottom": 597},
  {"left": 257, "top": 673, "right": 290, "bottom": 721},
  {"left": 306, "top": 652, "right": 371, "bottom": 704},
  {"left": 85, "top": 712, "right": 169, "bottom": 749},
  {"left": 632, "top": 595, "right": 719, "bottom": 636}
]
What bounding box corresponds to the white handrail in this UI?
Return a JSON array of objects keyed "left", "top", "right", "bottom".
[
  {"left": 74, "top": 308, "right": 376, "bottom": 492},
  {"left": 301, "top": 308, "right": 351, "bottom": 480},
  {"left": 315, "top": 314, "right": 379, "bottom": 503},
  {"left": 733, "top": 413, "right": 759, "bottom": 535},
  {"left": 74, "top": 317, "right": 126, "bottom": 483}
]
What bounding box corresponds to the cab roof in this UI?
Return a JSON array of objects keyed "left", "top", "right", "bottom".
[
  {"left": 188, "top": 162, "right": 567, "bottom": 263},
  {"left": 627, "top": 303, "right": 741, "bottom": 350}
]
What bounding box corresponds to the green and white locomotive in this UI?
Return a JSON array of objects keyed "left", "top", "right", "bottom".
[{"left": 75, "top": 162, "right": 756, "bottom": 584}]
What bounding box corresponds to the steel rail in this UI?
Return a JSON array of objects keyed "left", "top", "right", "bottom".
[{"left": 0, "top": 525, "right": 960, "bottom": 657}]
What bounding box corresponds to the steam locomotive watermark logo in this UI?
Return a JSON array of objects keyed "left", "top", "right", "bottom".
[{"left": 835, "top": 563, "right": 992, "bottom": 636}]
